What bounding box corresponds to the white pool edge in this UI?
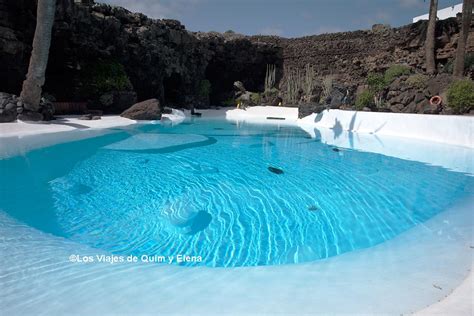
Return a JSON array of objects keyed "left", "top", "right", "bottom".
[
  {"left": 227, "top": 106, "right": 474, "bottom": 149},
  {"left": 415, "top": 269, "right": 473, "bottom": 315}
]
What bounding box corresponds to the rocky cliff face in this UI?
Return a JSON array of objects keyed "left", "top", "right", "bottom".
[
  {"left": 0, "top": 0, "right": 280, "bottom": 111},
  {"left": 254, "top": 20, "right": 469, "bottom": 87},
  {"left": 0, "top": 0, "right": 471, "bottom": 114}
]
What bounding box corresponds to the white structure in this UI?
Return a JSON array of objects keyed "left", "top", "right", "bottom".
[{"left": 413, "top": 3, "right": 463, "bottom": 23}]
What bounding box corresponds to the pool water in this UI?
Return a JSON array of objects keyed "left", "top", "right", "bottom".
[{"left": 1, "top": 118, "right": 473, "bottom": 267}]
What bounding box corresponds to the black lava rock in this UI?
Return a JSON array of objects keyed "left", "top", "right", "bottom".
[{"left": 268, "top": 166, "right": 284, "bottom": 174}]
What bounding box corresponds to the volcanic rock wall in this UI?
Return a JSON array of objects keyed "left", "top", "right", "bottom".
[
  {"left": 0, "top": 0, "right": 280, "bottom": 110},
  {"left": 251, "top": 19, "right": 471, "bottom": 92},
  {"left": 0, "top": 0, "right": 471, "bottom": 112}
]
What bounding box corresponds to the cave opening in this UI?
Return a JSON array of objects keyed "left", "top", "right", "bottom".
[
  {"left": 205, "top": 51, "right": 284, "bottom": 106},
  {"left": 163, "top": 73, "right": 183, "bottom": 107}
]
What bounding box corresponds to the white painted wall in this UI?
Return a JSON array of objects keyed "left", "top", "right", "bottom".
[
  {"left": 298, "top": 109, "right": 474, "bottom": 148},
  {"left": 413, "top": 3, "right": 463, "bottom": 23},
  {"left": 226, "top": 106, "right": 299, "bottom": 124},
  {"left": 226, "top": 106, "right": 473, "bottom": 148},
  {"left": 225, "top": 107, "right": 474, "bottom": 173}
]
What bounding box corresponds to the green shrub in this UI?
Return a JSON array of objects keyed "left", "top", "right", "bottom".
[
  {"left": 81, "top": 60, "right": 132, "bottom": 97},
  {"left": 355, "top": 90, "right": 375, "bottom": 110},
  {"left": 384, "top": 64, "right": 411, "bottom": 83},
  {"left": 447, "top": 79, "right": 474, "bottom": 113},
  {"left": 406, "top": 74, "right": 429, "bottom": 90},
  {"left": 443, "top": 59, "right": 454, "bottom": 74},
  {"left": 264, "top": 87, "right": 279, "bottom": 98},
  {"left": 250, "top": 92, "right": 261, "bottom": 104},
  {"left": 367, "top": 73, "right": 386, "bottom": 92},
  {"left": 198, "top": 79, "right": 212, "bottom": 97}
]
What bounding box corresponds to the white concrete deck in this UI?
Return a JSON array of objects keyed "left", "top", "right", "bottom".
[
  {"left": 226, "top": 106, "right": 299, "bottom": 124},
  {"left": 0, "top": 111, "right": 185, "bottom": 158},
  {"left": 0, "top": 115, "right": 136, "bottom": 138}
]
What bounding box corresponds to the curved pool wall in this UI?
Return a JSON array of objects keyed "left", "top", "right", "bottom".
[
  {"left": 0, "top": 109, "right": 473, "bottom": 314},
  {"left": 299, "top": 109, "right": 473, "bottom": 148},
  {"left": 228, "top": 107, "right": 474, "bottom": 174},
  {"left": 2, "top": 120, "right": 472, "bottom": 268}
]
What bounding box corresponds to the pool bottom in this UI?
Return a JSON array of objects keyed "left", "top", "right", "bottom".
[
  {"left": 0, "top": 195, "right": 472, "bottom": 315},
  {"left": 2, "top": 120, "right": 472, "bottom": 268}
]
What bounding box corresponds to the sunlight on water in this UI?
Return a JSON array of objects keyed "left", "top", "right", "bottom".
[{"left": 1, "top": 119, "right": 473, "bottom": 267}]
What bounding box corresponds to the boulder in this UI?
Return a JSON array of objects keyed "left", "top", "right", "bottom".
[
  {"left": 5, "top": 102, "right": 16, "bottom": 111},
  {"left": 270, "top": 96, "right": 283, "bottom": 107},
  {"left": 39, "top": 97, "right": 55, "bottom": 121},
  {"left": 0, "top": 108, "right": 17, "bottom": 122},
  {"left": 22, "top": 101, "right": 38, "bottom": 112},
  {"left": 426, "top": 73, "right": 453, "bottom": 97},
  {"left": 120, "top": 98, "right": 162, "bottom": 120},
  {"left": 328, "top": 88, "right": 345, "bottom": 108},
  {"left": 17, "top": 111, "right": 43, "bottom": 122},
  {"left": 298, "top": 103, "right": 326, "bottom": 119},
  {"left": 0, "top": 93, "right": 17, "bottom": 122}
]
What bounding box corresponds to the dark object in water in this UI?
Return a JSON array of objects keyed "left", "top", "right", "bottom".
[
  {"left": 268, "top": 166, "right": 284, "bottom": 174},
  {"left": 266, "top": 117, "right": 285, "bottom": 120},
  {"left": 307, "top": 205, "right": 319, "bottom": 212},
  {"left": 191, "top": 109, "right": 202, "bottom": 117},
  {"left": 213, "top": 127, "right": 224, "bottom": 130},
  {"left": 142, "top": 158, "right": 150, "bottom": 164},
  {"left": 186, "top": 211, "right": 212, "bottom": 235},
  {"left": 332, "top": 147, "right": 341, "bottom": 152}
]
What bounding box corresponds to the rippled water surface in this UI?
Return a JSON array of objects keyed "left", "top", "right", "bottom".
[{"left": 1, "top": 119, "right": 473, "bottom": 267}]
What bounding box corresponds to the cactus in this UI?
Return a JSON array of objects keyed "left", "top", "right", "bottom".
[
  {"left": 284, "top": 64, "right": 317, "bottom": 104},
  {"left": 320, "top": 75, "right": 334, "bottom": 103},
  {"left": 303, "top": 64, "right": 315, "bottom": 98},
  {"left": 265, "top": 64, "right": 276, "bottom": 92}
]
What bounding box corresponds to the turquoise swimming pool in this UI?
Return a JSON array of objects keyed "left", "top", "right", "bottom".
[{"left": 1, "top": 118, "right": 473, "bottom": 267}]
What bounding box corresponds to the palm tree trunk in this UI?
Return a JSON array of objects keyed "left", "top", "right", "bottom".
[
  {"left": 19, "top": 0, "right": 56, "bottom": 111},
  {"left": 453, "top": 0, "right": 473, "bottom": 77},
  {"left": 425, "top": 0, "right": 438, "bottom": 74}
]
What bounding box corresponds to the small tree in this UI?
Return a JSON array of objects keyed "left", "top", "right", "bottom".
[
  {"left": 20, "top": 0, "right": 56, "bottom": 111},
  {"left": 367, "top": 73, "right": 386, "bottom": 107},
  {"left": 425, "top": 0, "right": 438, "bottom": 74},
  {"left": 453, "top": 0, "right": 473, "bottom": 77}
]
